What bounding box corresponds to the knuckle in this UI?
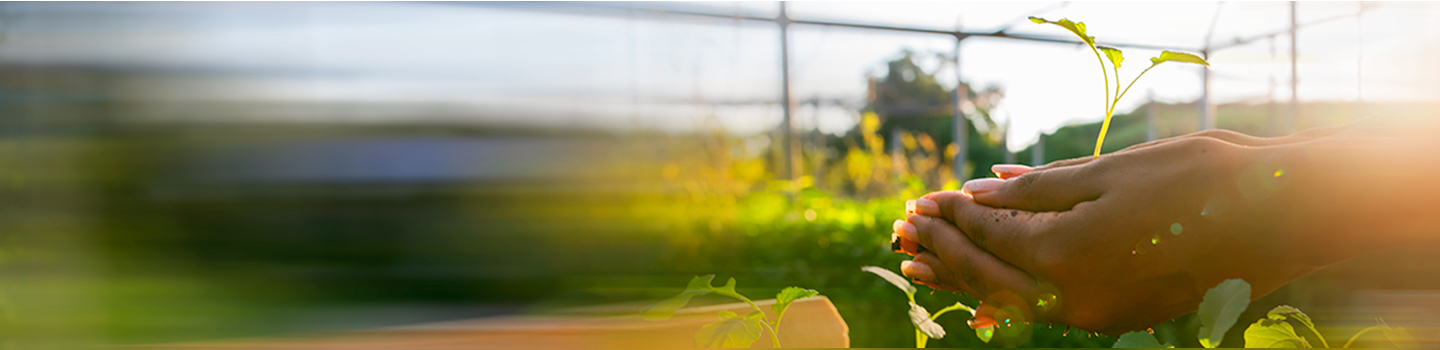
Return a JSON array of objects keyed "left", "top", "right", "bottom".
[{"left": 1004, "top": 171, "right": 1042, "bottom": 200}]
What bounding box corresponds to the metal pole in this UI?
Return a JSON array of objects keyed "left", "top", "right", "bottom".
[
  {"left": 1002, "top": 118, "right": 1015, "bottom": 164},
  {"left": 778, "top": 2, "right": 797, "bottom": 180},
  {"left": 952, "top": 39, "right": 969, "bottom": 180},
  {"left": 1288, "top": 2, "right": 1299, "bottom": 135},
  {"left": 1146, "top": 89, "right": 1158, "bottom": 141},
  {"left": 1199, "top": 53, "right": 1214, "bottom": 131},
  {"left": 1031, "top": 133, "right": 1044, "bottom": 166},
  {"left": 1355, "top": 1, "right": 1363, "bottom": 119},
  {"left": 1268, "top": 36, "right": 1277, "bottom": 135},
  {"left": 891, "top": 127, "right": 904, "bottom": 180}
]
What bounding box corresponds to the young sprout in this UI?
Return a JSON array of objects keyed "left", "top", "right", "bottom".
[
  {"left": 862, "top": 266, "right": 980, "bottom": 348},
  {"left": 1029, "top": 17, "right": 1210, "bottom": 158},
  {"left": 641, "top": 275, "right": 818, "bottom": 348}
]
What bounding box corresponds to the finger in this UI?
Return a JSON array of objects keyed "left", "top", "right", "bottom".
[
  {"left": 968, "top": 305, "right": 998, "bottom": 329},
  {"left": 915, "top": 192, "right": 1051, "bottom": 268},
  {"left": 965, "top": 164, "right": 1106, "bottom": 212},
  {"left": 1032, "top": 155, "right": 1095, "bottom": 172},
  {"left": 893, "top": 220, "right": 920, "bottom": 255},
  {"left": 906, "top": 253, "right": 975, "bottom": 296},
  {"left": 992, "top": 164, "right": 1032, "bottom": 179},
  {"left": 900, "top": 260, "right": 935, "bottom": 284},
  {"left": 913, "top": 198, "right": 941, "bottom": 217},
  {"left": 905, "top": 214, "right": 1039, "bottom": 300}
]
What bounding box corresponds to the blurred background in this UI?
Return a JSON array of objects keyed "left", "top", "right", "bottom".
[{"left": 3, "top": 1, "right": 1440, "bottom": 348}]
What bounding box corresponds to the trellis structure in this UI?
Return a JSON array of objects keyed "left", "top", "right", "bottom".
[{"left": 493, "top": 2, "right": 1370, "bottom": 180}]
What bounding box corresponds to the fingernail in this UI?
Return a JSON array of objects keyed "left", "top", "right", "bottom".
[
  {"left": 914, "top": 199, "right": 938, "bottom": 216},
  {"left": 992, "top": 164, "right": 1032, "bottom": 176},
  {"left": 968, "top": 315, "right": 998, "bottom": 329},
  {"left": 894, "top": 220, "right": 917, "bottom": 241},
  {"left": 900, "top": 260, "right": 934, "bottom": 281},
  {"left": 962, "top": 178, "right": 1004, "bottom": 194}
]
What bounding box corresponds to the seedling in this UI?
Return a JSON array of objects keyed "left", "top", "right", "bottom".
[
  {"left": 862, "top": 266, "right": 981, "bottom": 348},
  {"left": 1029, "top": 17, "right": 1210, "bottom": 158},
  {"left": 1113, "top": 279, "right": 1418, "bottom": 348},
  {"left": 641, "top": 274, "right": 819, "bottom": 348}
]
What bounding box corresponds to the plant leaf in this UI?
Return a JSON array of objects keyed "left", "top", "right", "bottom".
[
  {"left": 976, "top": 325, "right": 995, "bottom": 343},
  {"left": 1113, "top": 331, "right": 1163, "bottom": 348},
  {"left": 1244, "top": 318, "right": 1311, "bottom": 348},
  {"left": 1198, "top": 279, "right": 1252, "bottom": 348},
  {"left": 641, "top": 275, "right": 718, "bottom": 321},
  {"left": 908, "top": 301, "right": 946, "bottom": 339},
  {"left": 1149, "top": 50, "right": 1210, "bottom": 66},
  {"left": 1098, "top": 45, "right": 1124, "bottom": 69},
  {"left": 862, "top": 266, "right": 916, "bottom": 297},
  {"left": 694, "top": 310, "right": 763, "bottom": 348},
  {"left": 1029, "top": 16, "right": 1095, "bottom": 45},
  {"left": 711, "top": 277, "right": 745, "bottom": 301},
  {"left": 1266, "top": 305, "right": 1326, "bottom": 347},
  {"left": 773, "top": 286, "right": 820, "bottom": 318}
]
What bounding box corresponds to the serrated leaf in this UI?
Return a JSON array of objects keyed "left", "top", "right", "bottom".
[
  {"left": 1244, "top": 318, "right": 1311, "bottom": 348},
  {"left": 1099, "top": 45, "right": 1124, "bottom": 69},
  {"left": 1384, "top": 326, "right": 1417, "bottom": 348},
  {"left": 695, "top": 310, "right": 763, "bottom": 348},
  {"left": 773, "top": 286, "right": 819, "bottom": 318},
  {"left": 862, "top": 266, "right": 916, "bottom": 296},
  {"left": 908, "top": 302, "right": 946, "bottom": 339},
  {"left": 1198, "top": 279, "right": 1251, "bottom": 348},
  {"left": 1266, "top": 305, "right": 1325, "bottom": 347},
  {"left": 976, "top": 325, "right": 995, "bottom": 343},
  {"left": 1149, "top": 50, "right": 1209, "bottom": 66},
  {"left": 641, "top": 275, "right": 718, "bottom": 321},
  {"left": 1029, "top": 16, "right": 1095, "bottom": 45},
  {"left": 1114, "top": 331, "right": 1163, "bottom": 348}
]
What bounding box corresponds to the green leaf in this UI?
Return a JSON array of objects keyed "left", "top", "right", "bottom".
[
  {"left": 1266, "top": 305, "right": 1326, "bottom": 347},
  {"left": 641, "top": 275, "right": 718, "bottom": 321},
  {"left": 1244, "top": 318, "right": 1311, "bottom": 348},
  {"left": 1198, "top": 279, "right": 1252, "bottom": 348},
  {"left": 1114, "top": 331, "right": 1163, "bottom": 348},
  {"left": 1029, "top": 16, "right": 1095, "bottom": 45},
  {"left": 711, "top": 277, "right": 745, "bottom": 301},
  {"left": 862, "top": 266, "right": 916, "bottom": 297},
  {"left": 1099, "top": 45, "right": 1124, "bottom": 69},
  {"left": 694, "top": 310, "right": 763, "bottom": 348},
  {"left": 976, "top": 325, "right": 995, "bottom": 343},
  {"left": 1149, "top": 50, "right": 1210, "bottom": 66},
  {"left": 773, "top": 286, "right": 819, "bottom": 318},
  {"left": 908, "top": 301, "right": 946, "bottom": 339}
]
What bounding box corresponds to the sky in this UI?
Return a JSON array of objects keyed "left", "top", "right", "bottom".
[{"left": 2, "top": 1, "right": 1438, "bottom": 150}]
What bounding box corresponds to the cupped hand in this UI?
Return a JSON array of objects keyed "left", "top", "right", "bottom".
[{"left": 897, "top": 135, "right": 1329, "bottom": 335}]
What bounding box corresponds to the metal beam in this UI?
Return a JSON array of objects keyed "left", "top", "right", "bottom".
[
  {"left": 562, "top": 2, "right": 1201, "bottom": 52},
  {"left": 952, "top": 40, "right": 968, "bottom": 180},
  {"left": 779, "top": 2, "right": 797, "bottom": 180},
  {"left": 1208, "top": 10, "right": 1369, "bottom": 52},
  {"left": 1288, "top": 2, "right": 1299, "bottom": 135}
]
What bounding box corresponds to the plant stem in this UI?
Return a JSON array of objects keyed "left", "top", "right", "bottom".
[
  {"left": 930, "top": 302, "right": 977, "bottom": 321},
  {"left": 1115, "top": 65, "right": 1157, "bottom": 108},
  {"left": 736, "top": 297, "right": 783, "bottom": 348},
  {"left": 1089, "top": 44, "right": 1112, "bottom": 158},
  {"left": 760, "top": 319, "right": 783, "bottom": 348},
  {"left": 916, "top": 329, "right": 928, "bottom": 348},
  {"left": 1112, "top": 66, "right": 1122, "bottom": 116},
  {"left": 1342, "top": 325, "right": 1385, "bottom": 348}
]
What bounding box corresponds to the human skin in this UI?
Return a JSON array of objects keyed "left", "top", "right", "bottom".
[{"left": 891, "top": 114, "right": 1440, "bottom": 335}]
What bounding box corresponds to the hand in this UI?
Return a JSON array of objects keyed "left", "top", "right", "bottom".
[{"left": 897, "top": 135, "right": 1328, "bottom": 335}]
